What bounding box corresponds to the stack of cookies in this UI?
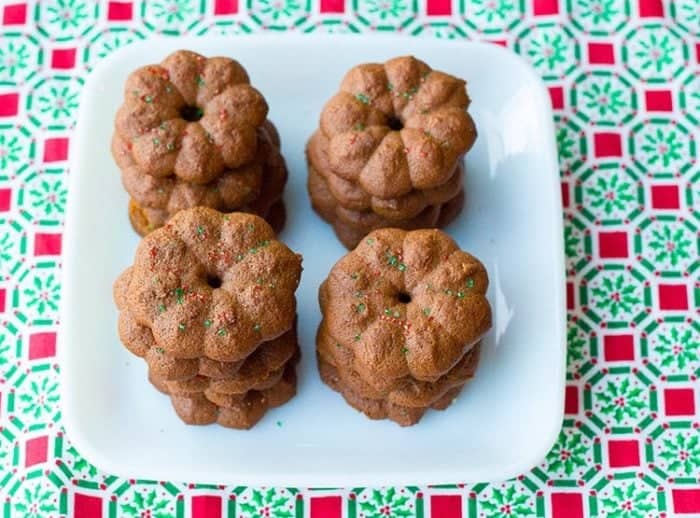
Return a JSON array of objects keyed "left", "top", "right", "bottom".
[
  {"left": 112, "top": 50, "right": 288, "bottom": 236},
  {"left": 316, "top": 228, "right": 492, "bottom": 426},
  {"left": 306, "top": 56, "right": 477, "bottom": 249},
  {"left": 114, "top": 208, "right": 303, "bottom": 429}
]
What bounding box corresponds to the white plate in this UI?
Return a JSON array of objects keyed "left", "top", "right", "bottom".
[{"left": 60, "top": 35, "right": 565, "bottom": 486}]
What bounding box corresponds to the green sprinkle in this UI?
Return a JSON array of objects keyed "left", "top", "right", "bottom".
[
  {"left": 444, "top": 289, "right": 453, "bottom": 296},
  {"left": 398, "top": 262, "right": 407, "bottom": 272},
  {"left": 235, "top": 254, "right": 244, "bottom": 262},
  {"left": 144, "top": 95, "right": 153, "bottom": 103},
  {"left": 387, "top": 82, "right": 394, "bottom": 91},
  {"left": 354, "top": 291, "right": 363, "bottom": 298},
  {"left": 354, "top": 334, "right": 361, "bottom": 342},
  {"left": 204, "top": 319, "right": 212, "bottom": 328},
  {"left": 196, "top": 75, "right": 205, "bottom": 86},
  {"left": 224, "top": 215, "right": 231, "bottom": 221},
  {"left": 152, "top": 276, "right": 160, "bottom": 285},
  {"left": 354, "top": 123, "right": 366, "bottom": 131},
  {"left": 355, "top": 93, "right": 370, "bottom": 105},
  {"left": 178, "top": 323, "right": 186, "bottom": 332},
  {"left": 259, "top": 239, "right": 270, "bottom": 248},
  {"left": 152, "top": 138, "right": 160, "bottom": 146},
  {"left": 155, "top": 347, "right": 164, "bottom": 354},
  {"left": 166, "top": 142, "right": 174, "bottom": 151},
  {"left": 196, "top": 225, "right": 206, "bottom": 237},
  {"left": 422, "top": 308, "right": 431, "bottom": 316},
  {"left": 466, "top": 278, "right": 475, "bottom": 288},
  {"left": 159, "top": 121, "right": 168, "bottom": 130},
  {"left": 335, "top": 342, "right": 342, "bottom": 348},
  {"left": 157, "top": 303, "right": 166, "bottom": 313},
  {"left": 217, "top": 328, "right": 228, "bottom": 336},
  {"left": 392, "top": 310, "right": 400, "bottom": 318},
  {"left": 384, "top": 308, "right": 392, "bottom": 316},
  {"left": 249, "top": 246, "right": 258, "bottom": 254},
  {"left": 401, "top": 347, "right": 409, "bottom": 355},
  {"left": 174, "top": 288, "right": 185, "bottom": 304},
  {"left": 356, "top": 303, "right": 366, "bottom": 313},
  {"left": 457, "top": 291, "right": 465, "bottom": 299},
  {"left": 247, "top": 224, "right": 255, "bottom": 231},
  {"left": 422, "top": 71, "right": 430, "bottom": 79},
  {"left": 350, "top": 272, "right": 359, "bottom": 280},
  {"left": 256, "top": 277, "right": 264, "bottom": 285},
  {"left": 366, "top": 238, "right": 374, "bottom": 245},
  {"left": 132, "top": 90, "right": 139, "bottom": 97},
  {"left": 165, "top": 85, "right": 172, "bottom": 93},
  {"left": 253, "top": 323, "right": 262, "bottom": 332}
]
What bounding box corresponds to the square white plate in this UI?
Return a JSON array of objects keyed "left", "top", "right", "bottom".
[{"left": 60, "top": 35, "right": 565, "bottom": 486}]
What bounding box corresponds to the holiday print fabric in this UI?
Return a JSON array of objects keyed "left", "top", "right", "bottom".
[{"left": 0, "top": 0, "right": 698, "bottom": 516}]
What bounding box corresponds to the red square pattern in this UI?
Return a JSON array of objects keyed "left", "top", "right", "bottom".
[
  {"left": 673, "top": 489, "right": 700, "bottom": 514},
  {"left": 431, "top": 495, "right": 462, "bottom": 518},
  {"left": 533, "top": 0, "right": 559, "bottom": 15},
  {"left": 43, "top": 137, "right": 69, "bottom": 162},
  {"left": 566, "top": 282, "right": 575, "bottom": 310},
  {"left": 51, "top": 48, "right": 76, "bottom": 69},
  {"left": 74, "top": 493, "right": 103, "bottom": 518},
  {"left": 0, "top": 188, "right": 11, "bottom": 212},
  {"left": 598, "top": 231, "right": 628, "bottom": 259},
  {"left": 0, "top": 93, "right": 19, "bottom": 117},
  {"left": 214, "top": 0, "right": 239, "bottom": 14},
  {"left": 561, "top": 182, "right": 570, "bottom": 208},
  {"left": 664, "top": 388, "right": 696, "bottom": 416},
  {"left": 594, "top": 132, "right": 622, "bottom": 157},
  {"left": 607, "top": 439, "right": 640, "bottom": 467},
  {"left": 0, "top": 289, "right": 5, "bottom": 313},
  {"left": 565, "top": 386, "right": 578, "bottom": 414},
  {"left": 107, "top": 2, "right": 133, "bottom": 20},
  {"left": 639, "top": 0, "right": 664, "bottom": 17},
  {"left": 2, "top": 3, "right": 26, "bottom": 25},
  {"left": 696, "top": 43, "right": 700, "bottom": 63},
  {"left": 549, "top": 86, "right": 564, "bottom": 109},
  {"left": 310, "top": 496, "right": 342, "bottom": 518},
  {"left": 29, "top": 332, "right": 57, "bottom": 360},
  {"left": 651, "top": 185, "right": 680, "bottom": 209},
  {"left": 588, "top": 43, "right": 615, "bottom": 64},
  {"left": 658, "top": 284, "right": 688, "bottom": 310},
  {"left": 603, "top": 334, "right": 635, "bottom": 362},
  {"left": 34, "top": 233, "right": 62, "bottom": 256},
  {"left": 551, "top": 493, "right": 584, "bottom": 518},
  {"left": 645, "top": 90, "right": 673, "bottom": 111},
  {"left": 25, "top": 435, "right": 48, "bottom": 467},
  {"left": 427, "top": 0, "right": 451, "bottom": 15},
  {"left": 191, "top": 495, "right": 221, "bottom": 518}
]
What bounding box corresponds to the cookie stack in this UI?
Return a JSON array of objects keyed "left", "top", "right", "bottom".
[
  {"left": 114, "top": 208, "right": 303, "bottom": 429},
  {"left": 111, "top": 50, "right": 288, "bottom": 236},
  {"left": 316, "top": 228, "right": 492, "bottom": 426},
  {"left": 306, "top": 56, "right": 477, "bottom": 249}
]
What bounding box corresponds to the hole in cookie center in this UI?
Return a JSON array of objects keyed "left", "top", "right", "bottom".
[
  {"left": 397, "top": 292, "right": 412, "bottom": 304},
  {"left": 180, "top": 105, "right": 204, "bottom": 122},
  {"left": 206, "top": 274, "right": 222, "bottom": 289},
  {"left": 387, "top": 115, "right": 404, "bottom": 131}
]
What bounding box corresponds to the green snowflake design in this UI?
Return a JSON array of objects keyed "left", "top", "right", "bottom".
[
  {"left": 356, "top": 488, "right": 411, "bottom": 517},
  {"left": 0, "top": 41, "right": 31, "bottom": 80},
  {"left": 0, "top": 233, "right": 14, "bottom": 272},
  {"left": 121, "top": 489, "right": 172, "bottom": 518},
  {"left": 29, "top": 179, "right": 68, "bottom": 217},
  {"left": 586, "top": 174, "right": 634, "bottom": 216},
  {"left": 23, "top": 273, "right": 61, "bottom": 315},
  {"left": 36, "top": 84, "right": 80, "bottom": 122},
  {"left": 45, "top": 0, "right": 88, "bottom": 31},
  {"left": 577, "top": 0, "right": 620, "bottom": 24},
  {"left": 472, "top": 0, "right": 515, "bottom": 23},
  {"left": 646, "top": 224, "right": 692, "bottom": 267},
  {"left": 599, "top": 483, "right": 655, "bottom": 518},
  {"left": 653, "top": 326, "right": 699, "bottom": 370},
  {"left": 0, "top": 131, "right": 24, "bottom": 169},
  {"left": 364, "top": 0, "right": 408, "bottom": 20},
  {"left": 658, "top": 432, "right": 700, "bottom": 475},
  {"left": 564, "top": 224, "right": 581, "bottom": 259},
  {"left": 93, "top": 32, "right": 138, "bottom": 61},
  {"left": 581, "top": 80, "right": 627, "bottom": 118},
  {"left": 66, "top": 444, "right": 98, "bottom": 478},
  {"left": 480, "top": 486, "right": 534, "bottom": 518},
  {"left": 590, "top": 274, "right": 641, "bottom": 319},
  {"left": 151, "top": 0, "right": 195, "bottom": 24},
  {"left": 557, "top": 126, "right": 576, "bottom": 162},
  {"left": 239, "top": 488, "right": 293, "bottom": 518},
  {"left": 18, "top": 376, "right": 60, "bottom": 419},
  {"left": 546, "top": 430, "right": 588, "bottom": 476},
  {"left": 526, "top": 31, "right": 568, "bottom": 71},
  {"left": 258, "top": 0, "right": 302, "bottom": 21},
  {"left": 13, "top": 483, "right": 58, "bottom": 518},
  {"left": 595, "top": 378, "right": 645, "bottom": 424},
  {"left": 676, "top": 0, "right": 700, "bottom": 31},
  {"left": 567, "top": 325, "right": 587, "bottom": 364},
  {"left": 639, "top": 128, "right": 684, "bottom": 168},
  {"left": 632, "top": 31, "right": 677, "bottom": 73}
]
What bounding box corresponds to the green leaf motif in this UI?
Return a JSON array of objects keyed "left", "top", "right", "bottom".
[{"left": 595, "top": 376, "right": 646, "bottom": 423}]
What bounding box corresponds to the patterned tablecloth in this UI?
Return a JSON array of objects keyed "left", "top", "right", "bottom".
[{"left": 0, "top": 0, "right": 698, "bottom": 516}]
